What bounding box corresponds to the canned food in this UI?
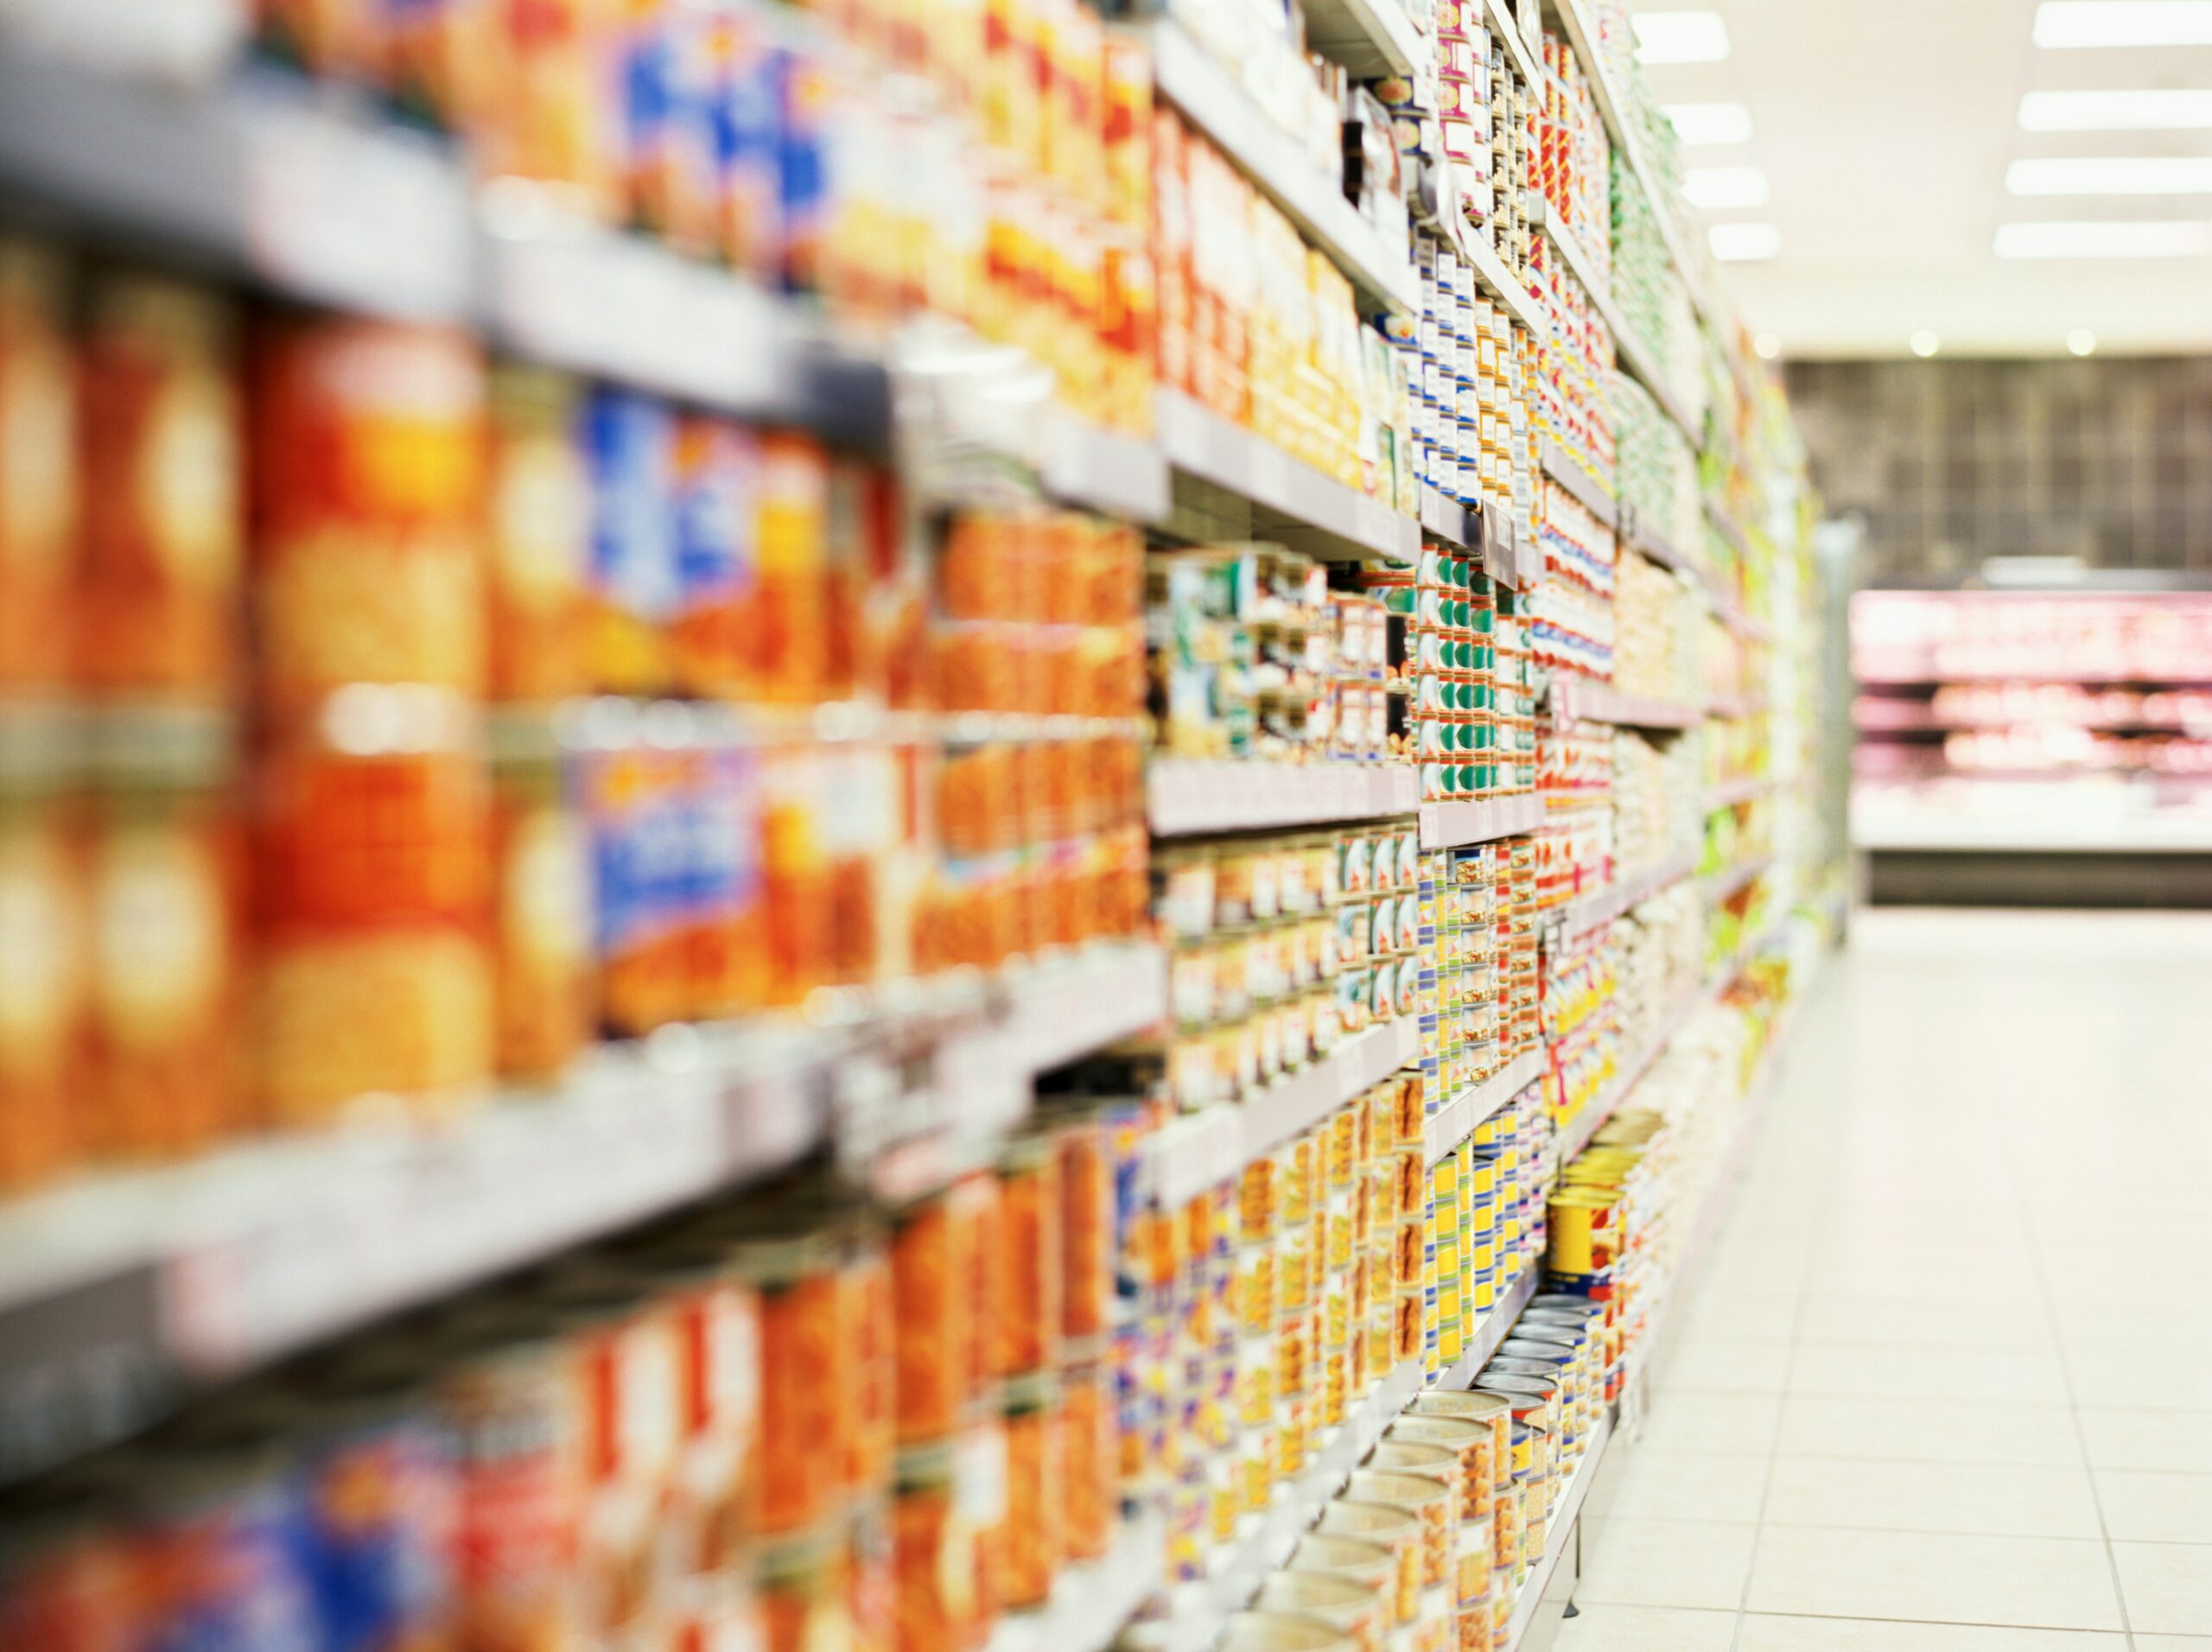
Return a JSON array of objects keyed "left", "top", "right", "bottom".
[
  {"left": 1313, "top": 1501, "right": 1421, "bottom": 1628},
  {"left": 1342, "top": 1470, "right": 1454, "bottom": 1593},
  {"left": 1256, "top": 1571, "right": 1382, "bottom": 1652},
  {"left": 1218, "top": 1611, "right": 1356, "bottom": 1652}
]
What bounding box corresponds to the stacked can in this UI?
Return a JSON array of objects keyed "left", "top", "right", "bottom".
[
  {"left": 1529, "top": 485, "right": 1617, "bottom": 683},
  {"left": 1435, "top": 3, "right": 1491, "bottom": 182},
  {"left": 1363, "top": 549, "right": 1501, "bottom": 805},
  {"left": 1494, "top": 599, "right": 1538, "bottom": 797},
  {"left": 1440, "top": 846, "right": 1498, "bottom": 1092},
  {"left": 1382, "top": 1075, "right": 1428, "bottom": 1381},
  {"left": 1541, "top": 936, "right": 1619, "bottom": 1131},
  {"left": 1484, "top": 35, "right": 1531, "bottom": 274}
]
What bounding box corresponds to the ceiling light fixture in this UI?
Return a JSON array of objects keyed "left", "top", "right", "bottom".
[
  {"left": 1666, "top": 102, "right": 1755, "bottom": 146},
  {"left": 1754, "top": 333, "right": 1782, "bottom": 360},
  {"left": 2068, "top": 328, "right": 2100, "bottom": 355},
  {"left": 1631, "top": 11, "right": 1732, "bottom": 65},
  {"left": 2033, "top": 2, "right": 2212, "bottom": 48},
  {"left": 2018, "top": 89, "right": 2212, "bottom": 130},
  {"left": 1708, "top": 223, "right": 1780, "bottom": 261},
  {"left": 1993, "top": 219, "right": 2212, "bottom": 257},
  {"left": 1910, "top": 331, "right": 1942, "bottom": 358},
  {"left": 2006, "top": 156, "right": 2212, "bottom": 194},
  {"left": 1684, "top": 166, "right": 1772, "bottom": 210}
]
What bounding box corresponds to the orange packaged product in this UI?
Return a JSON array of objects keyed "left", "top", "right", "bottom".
[
  {"left": 0, "top": 240, "right": 78, "bottom": 697},
  {"left": 846, "top": 1231, "right": 898, "bottom": 1499},
  {"left": 479, "top": 0, "right": 618, "bottom": 217},
  {"left": 752, "top": 432, "right": 830, "bottom": 705},
  {"left": 671, "top": 413, "right": 760, "bottom": 702},
  {"left": 486, "top": 365, "right": 589, "bottom": 704},
  {"left": 892, "top": 1188, "right": 971, "bottom": 1444},
  {"left": 251, "top": 315, "right": 486, "bottom": 708},
  {"left": 486, "top": 716, "right": 590, "bottom": 1080},
  {"left": 388, "top": 0, "right": 500, "bottom": 132},
  {"left": 892, "top": 1444, "right": 988, "bottom": 1652},
  {"left": 0, "top": 710, "right": 89, "bottom": 1190},
  {"left": 995, "top": 1134, "right": 1062, "bottom": 1377},
  {"left": 252, "top": 703, "right": 492, "bottom": 1125},
  {"left": 79, "top": 273, "right": 243, "bottom": 704},
  {"left": 760, "top": 1528, "right": 844, "bottom": 1652},
  {"left": 258, "top": 0, "right": 388, "bottom": 83},
  {"left": 844, "top": 1500, "right": 899, "bottom": 1652},
  {"left": 681, "top": 743, "right": 770, "bottom": 1022},
  {"left": 1058, "top": 1115, "right": 1110, "bottom": 1344},
  {"left": 1060, "top": 1361, "right": 1112, "bottom": 1564},
  {"left": 735, "top": 1230, "right": 842, "bottom": 1538},
  {"left": 999, "top": 1376, "right": 1063, "bottom": 1610},
  {"left": 86, "top": 708, "right": 242, "bottom": 1160}
]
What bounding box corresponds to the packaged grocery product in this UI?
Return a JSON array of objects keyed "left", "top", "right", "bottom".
[
  {"left": 583, "top": 387, "right": 680, "bottom": 696},
  {"left": 0, "top": 708, "right": 88, "bottom": 1186},
  {"left": 486, "top": 715, "right": 591, "bottom": 1079},
  {"left": 80, "top": 273, "right": 244, "bottom": 704},
  {"left": 671, "top": 413, "right": 760, "bottom": 700},
  {"left": 486, "top": 365, "right": 589, "bottom": 704},
  {"left": 0, "top": 239, "right": 78, "bottom": 696}
]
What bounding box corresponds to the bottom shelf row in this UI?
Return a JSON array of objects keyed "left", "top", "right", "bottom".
[{"left": 0, "top": 935, "right": 1813, "bottom": 1652}]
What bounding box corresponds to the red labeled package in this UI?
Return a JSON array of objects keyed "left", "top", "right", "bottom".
[
  {"left": 486, "top": 365, "right": 589, "bottom": 704},
  {"left": 0, "top": 240, "right": 77, "bottom": 696}
]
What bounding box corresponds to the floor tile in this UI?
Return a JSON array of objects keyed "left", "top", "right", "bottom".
[
  {"left": 1656, "top": 1337, "right": 1795, "bottom": 1395},
  {"left": 2066, "top": 1351, "right": 2212, "bottom": 1410},
  {"left": 1786, "top": 1343, "right": 2073, "bottom": 1406},
  {"left": 1573, "top": 1517, "right": 1760, "bottom": 1611},
  {"left": 1743, "top": 1528, "right": 2126, "bottom": 1630},
  {"left": 1736, "top": 1617, "right": 2127, "bottom": 1651},
  {"left": 2111, "top": 1541, "right": 2212, "bottom": 1636},
  {"left": 1638, "top": 1392, "right": 1783, "bottom": 1457},
  {"left": 1607, "top": 1449, "right": 1771, "bottom": 1523},
  {"left": 2079, "top": 1408, "right": 2212, "bottom": 1473},
  {"left": 1761, "top": 1456, "right": 2102, "bottom": 1539},
  {"left": 2094, "top": 1471, "right": 2212, "bottom": 1543},
  {"left": 1549, "top": 1604, "right": 1738, "bottom": 1652},
  {"left": 1794, "top": 1293, "right": 2056, "bottom": 1351},
  {"left": 1777, "top": 1395, "right": 2082, "bottom": 1467}
]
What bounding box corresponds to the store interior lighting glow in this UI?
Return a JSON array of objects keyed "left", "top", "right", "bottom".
[
  {"left": 1754, "top": 333, "right": 1782, "bottom": 359},
  {"left": 1684, "top": 167, "right": 1772, "bottom": 209},
  {"left": 1632, "top": 11, "right": 1731, "bottom": 64},
  {"left": 1993, "top": 219, "right": 2212, "bottom": 257},
  {"left": 1666, "top": 102, "right": 1755, "bottom": 147},
  {"left": 1910, "top": 330, "right": 1942, "bottom": 358},
  {"left": 2068, "top": 328, "right": 2100, "bottom": 354},
  {"left": 2033, "top": 2, "right": 2212, "bottom": 47},
  {"left": 2007, "top": 156, "right": 2212, "bottom": 194},
  {"left": 2019, "top": 90, "right": 2212, "bottom": 130},
  {"left": 1708, "top": 222, "right": 1780, "bottom": 261}
]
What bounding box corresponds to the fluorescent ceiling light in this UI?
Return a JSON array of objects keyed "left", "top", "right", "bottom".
[
  {"left": 2033, "top": 2, "right": 2212, "bottom": 47},
  {"left": 2007, "top": 156, "right": 2212, "bottom": 194},
  {"left": 1684, "top": 166, "right": 1771, "bottom": 209},
  {"left": 1709, "top": 222, "right": 1780, "bottom": 261},
  {"left": 2068, "top": 328, "right": 2100, "bottom": 354},
  {"left": 1632, "top": 11, "right": 1731, "bottom": 64},
  {"left": 1910, "top": 330, "right": 1942, "bottom": 358},
  {"left": 1666, "top": 102, "right": 1754, "bottom": 146},
  {"left": 1993, "top": 219, "right": 2212, "bottom": 257},
  {"left": 1754, "top": 332, "right": 1782, "bottom": 359},
  {"left": 2019, "top": 89, "right": 2212, "bottom": 130}
]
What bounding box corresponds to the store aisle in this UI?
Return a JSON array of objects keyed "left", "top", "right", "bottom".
[{"left": 1560, "top": 909, "right": 2212, "bottom": 1650}]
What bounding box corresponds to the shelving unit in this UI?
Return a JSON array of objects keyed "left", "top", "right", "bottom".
[
  {"left": 1302, "top": 0, "right": 1427, "bottom": 76},
  {"left": 1502, "top": 1411, "right": 1616, "bottom": 1647},
  {"left": 1438, "top": 1263, "right": 1541, "bottom": 1388},
  {"left": 1704, "top": 853, "right": 1776, "bottom": 905},
  {"left": 1148, "top": 758, "right": 1421, "bottom": 837},
  {"left": 1425, "top": 1048, "right": 1548, "bottom": 1164},
  {"left": 1540, "top": 436, "right": 1618, "bottom": 530},
  {"left": 988, "top": 1514, "right": 1170, "bottom": 1652},
  {"left": 1549, "top": 678, "right": 1706, "bottom": 730},
  {"left": 1704, "top": 775, "right": 1777, "bottom": 812},
  {"left": 1548, "top": 853, "right": 1700, "bottom": 947},
  {"left": 1147, "top": 21, "right": 1419, "bottom": 317},
  {"left": 1419, "top": 791, "right": 1546, "bottom": 850},
  {"left": 1158, "top": 388, "right": 1422, "bottom": 562},
  {"left": 1150, "top": 1018, "right": 1424, "bottom": 1209}
]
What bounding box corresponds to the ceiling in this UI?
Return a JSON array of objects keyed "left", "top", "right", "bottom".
[{"left": 1632, "top": 0, "right": 2212, "bottom": 359}]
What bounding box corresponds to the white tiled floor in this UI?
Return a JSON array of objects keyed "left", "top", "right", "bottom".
[{"left": 1556, "top": 910, "right": 2212, "bottom": 1650}]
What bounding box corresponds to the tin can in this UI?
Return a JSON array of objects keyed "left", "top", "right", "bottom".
[
  {"left": 1343, "top": 1470, "right": 1454, "bottom": 1594},
  {"left": 1000, "top": 1374, "right": 1062, "bottom": 1609},
  {"left": 0, "top": 240, "right": 77, "bottom": 698},
  {"left": 486, "top": 715, "right": 590, "bottom": 1082},
  {"left": 731, "top": 1230, "right": 841, "bottom": 1536},
  {"left": 0, "top": 1477, "right": 135, "bottom": 1652},
  {"left": 80, "top": 271, "right": 243, "bottom": 703},
  {"left": 125, "top": 1434, "right": 321, "bottom": 1651},
  {"left": 1219, "top": 1611, "right": 1355, "bottom": 1652},
  {"left": 892, "top": 1443, "right": 987, "bottom": 1652},
  {"left": 1314, "top": 1499, "right": 1421, "bottom": 1629},
  {"left": 1060, "top": 1361, "right": 1113, "bottom": 1564},
  {"left": 1058, "top": 1117, "right": 1112, "bottom": 1346},
  {"left": 1255, "top": 1572, "right": 1382, "bottom": 1652},
  {"left": 997, "top": 1134, "right": 1063, "bottom": 1378},
  {"left": 485, "top": 365, "right": 588, "bottom": 703}
]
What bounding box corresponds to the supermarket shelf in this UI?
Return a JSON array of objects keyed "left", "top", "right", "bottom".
[
  {"left": 1705, "top": 494, "right": 1751, "bottom": 562},
  {"left": 1704, "top": 853, "right": 1775, "bottom": 906},
  {"left": 1440, "top": 1262, "right": 1541, "bottom": 1388},
  {"left": 1704, "top": 776, "right": 1776, "bottom": 812},
  {"left": 1419, "top": 485, "right": 1524, "bottom": 590},
  {"left": 1150, "top": 1019, "right": 1422, "bottom": 1209},
  {"left": 1548, "top": 677, "right": 1704, "bottom": 731},
  {"left": 1539, "top": 437, "right": 1618, "bottom": 531},
  {"left": 1503, "top": 1409, "right": 1616, "bottom": 1650},
  {"left": 0, "top": 942, "right": 1165, "bottom": 1486},
  {"left": 1042, "top": 412, "right": 1176, "bottom": 525},
  {"left": 1147, "top": 21, "right": 1419, "bottom": 316},
  {"left": 1484, "top": 0, "right": 1543, "bottom": 93},
  {"left": 1534, "top": 198, "right": 1699, "bottom": 442},
  {"left": 1717, "top": 599, "right": 1773, "bottom": 647},
  {"left": 1185, "top": 1357, "right": 1429, "bottom": 1630},
  {"left": 1418, "top": 790, "right": 1545, "bottom": 850},
  {"left": 1548, "top": 852, "right": 1700, "bottom": 947},
  {"left": 1425, "top": 1049, "right": 1548, "bottom": 1165},
  {"left": 1158, "top": 389, "right": 1422, "bottom": 563},
  {"left": 987, "top": 1511, "right": 1167, "bottom": 1652},
  {"left": 1453, "top": 197, "right": 1547, "bottom": 339},
  {"left": 1707, "top": 692, "right": 1765, "bottom": 721},
  {"left": 1147, "top": 758, "right": 1420, "bottom": 837},
  {"left": 1619, "top": 508, "right": 1708, "bottom": 587},
  {"left": 1303, "top": 0, "right": 1427, "bottom": 77},
  {"left": 0, "top": 42, "right": 887, "bottom": 441},
  {"left": 1422, "top": 485, "right": 1478, "bottom": 553},
  {"left": 1857, "top": 669, "right": 2212, "bottom": 689},
  {"left": 1540, "top": 0, "right": 1759, "bottom": 430}
]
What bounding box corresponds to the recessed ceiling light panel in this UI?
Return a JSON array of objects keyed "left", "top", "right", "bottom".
[
  {"left": 1993, "top": 219, "right": 2212, "bottom": 257},
  {"left": 2006, "top": 156, "right": 2212, "bottom": 194},
  {"left": 1666, "top": 102, "right": 1755, "bottom": 146},
  {"left": 2033, "top": 2, "right": 2212, "bottom": 48},
  {"left": 2018, "top": 90, "right": 2212, "bottom": 130},
  {"left": 1684, "top": 166, "right": 1772, "bottom": 209},
  {"left": 1709, "top": 223, "right": 1781, "bottom": 262},
  {"left": 1632, "top": 10, "right": 1732, "bottom": 65}
]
